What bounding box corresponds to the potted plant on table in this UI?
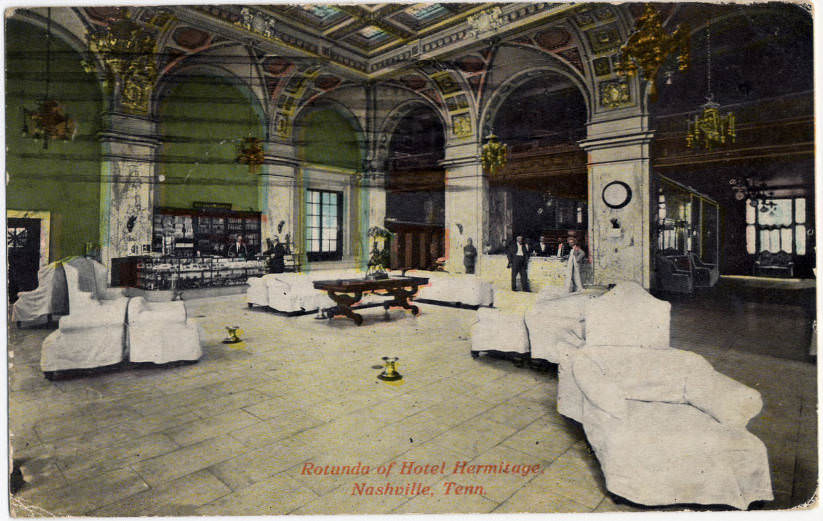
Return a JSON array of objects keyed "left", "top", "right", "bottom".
[{"left": 366, "top": 226, "right": 392, "bottom": 280}]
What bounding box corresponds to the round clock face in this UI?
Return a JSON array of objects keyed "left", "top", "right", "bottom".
[{"left": 602, "top": 181, "right": 633, "bottom": 209}]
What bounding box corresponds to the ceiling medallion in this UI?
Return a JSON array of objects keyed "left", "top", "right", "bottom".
[
  {"left": 84, "top": 8, "right": 158, "bottom": 113},
  {"left": 467, "top": 6, "right": 505, "bottom": 39},
  {"left": 615, "top": 4, "right": 689, "bottom": 102},
  {"left": 481, "top": 134, "right": 508, "bottom": 176}
]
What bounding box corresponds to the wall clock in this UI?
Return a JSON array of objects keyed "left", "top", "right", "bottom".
[{"left": 602, "top": 181, "right": 632, "bottom": 209}]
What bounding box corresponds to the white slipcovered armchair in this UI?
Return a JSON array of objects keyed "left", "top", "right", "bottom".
[
  {"left": 127, "top": 297, "right": 202, "bottom": 364},
  {"left": 40, "top": 259, "right": 130, "bottom": 376},
  {"left": 525, "top": 288, "right": 608, "bottom": 364},
  {"left": 558, "top": 281, "right": 671, "bottom": 422},
  {"left": 571, "top": 345, "right": 773, "bottom": 509}
]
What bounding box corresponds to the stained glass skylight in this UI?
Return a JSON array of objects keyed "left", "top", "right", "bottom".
[
  {"left": 405, "top": 3, "right": 448, "bottom": 21},
  {"left": 299, "top": 4, "right": 342, "bottom": 21},
  {"left": 358, "top": 25, "right": 387, "bottom": 39}
]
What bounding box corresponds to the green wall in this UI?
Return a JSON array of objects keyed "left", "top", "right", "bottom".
[
  {"left": 157, "top": 78, "right": 264, "bottom": 211},
  {"left": 5, "top": 19, "right": 104, "bottom": 261},
  {"left": 298, "top": 107, "right": 362, "bottom": 170}
]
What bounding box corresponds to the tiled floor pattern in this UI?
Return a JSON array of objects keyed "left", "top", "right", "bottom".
[{"left": 7, "top": 294, "right": 818, "bottom": 515}]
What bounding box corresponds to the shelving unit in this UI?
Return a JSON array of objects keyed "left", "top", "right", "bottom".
[{"left": 152, "top": 206, "right": 262, "bottom": 257}]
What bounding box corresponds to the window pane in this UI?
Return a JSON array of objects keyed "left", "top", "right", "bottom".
[
  {"left": 746, "top": 203, "right": 756, "bottom": 224},
  {"left": 795, "top": 198, "right": 806, "bottom": 223},
  {"left": 759, "top": 199, "right": 792, "bottom": 226},
  {"left": 746, "top": 225, "right": 756, "bottom": 254},
  {"left": 780, "top": 228, "right": 793, "bottom": 253},
  {"left": 308, "top": 239, "right": 319, "bottom": 252},
  {"left": 796, "top": 225, "right": 807, "bottom": 255}
]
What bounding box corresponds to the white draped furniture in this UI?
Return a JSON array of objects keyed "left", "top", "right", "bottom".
[
  {"left": 127, "top": 297, "right": 202, "bottom": 364},
  {"left": 556, "top": 281, "right": 772, "bottom": 509},
  {"left": 571, "top": 345, "right": 773, "bottom": 509},
  {"left": 413, "top": 271, "right": 494, "bottom": 308},
  {"left": 41, "top": 258, "right": 203, "bottom": 376},
  {"left": 12, "top": 260, "right": 70, "bottom": 327},
  {"left": 40, "top": 259, "right": 130, "bottom": 376}
]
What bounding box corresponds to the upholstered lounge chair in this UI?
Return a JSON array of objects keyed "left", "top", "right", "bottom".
[
  {"left": 40, "top": 259, "right": 130, "bottom": 376},
  {"left": 525, "top": 287, "right": 608, "bottom": 364},
  {"left": 571, "top": 344, "right": 773, "bottom": 509},
  {"left": 558, "top": 281, "right": 671, "bottom": 422},
  {"left": 127, "top": 297, "right": 202, "bottom": 364}
]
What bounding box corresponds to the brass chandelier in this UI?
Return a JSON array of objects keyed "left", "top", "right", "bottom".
[
  {"left": 236, "top": 45, "right": 265, "bottom": 174},
  {"left": 686, "top": 21, "right": 735, "bottom": 150},
  {"left": 22, "top": 8, "right": 77, "bottom": 149},
  {"left": 616, "top": 4, "right": 689, "bottom": 102},
  {"left": 481, "top": 134, "right": 508, "bottom": 176}
]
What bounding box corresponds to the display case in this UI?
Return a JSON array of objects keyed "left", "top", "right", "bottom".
[
  {"left": 152, "top": 206, "right": 262, "bottom": 257},
  {"left": 135, "top": 256, "right": 265, "bottom": 290}
]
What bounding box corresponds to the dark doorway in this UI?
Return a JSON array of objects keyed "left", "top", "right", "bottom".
[{"left": 7, "top": 217, "right": 41, "bottom": 302}]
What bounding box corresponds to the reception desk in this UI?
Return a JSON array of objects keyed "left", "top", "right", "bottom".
[{"left": 478, "top": 254, "right": 592, "bottom": 292}]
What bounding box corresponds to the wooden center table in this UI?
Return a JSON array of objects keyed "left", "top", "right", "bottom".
[{"left": 312, "top": 276, "right": 429, "bottom": 326}]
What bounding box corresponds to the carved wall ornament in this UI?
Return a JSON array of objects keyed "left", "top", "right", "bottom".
[
  {"left": 84, "top": 8, "right": 159, "bottom": 114},
  {"left": 451, "top": 113, "right": 473, "bottom": 138},
  {"left": 598, "top": 80, "right": 631, "bottom": 109}
]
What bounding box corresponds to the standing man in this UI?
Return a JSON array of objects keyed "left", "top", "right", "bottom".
[
  {"left": 228, "top": 234, "right": 248, "bottom": 259},
  {"left": 507, "top": 235, "right": 531, "bottom": 291},
  {"left": 565, "top": 237, "right": 586, "bottom": 292},
  {"left": 535, "top": 235, "right": 552, "bottom": 256},
  {"left": 463, "top": 238, "right": 478, "bottom": 274}
]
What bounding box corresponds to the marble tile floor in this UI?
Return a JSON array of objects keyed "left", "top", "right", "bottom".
[{"left": 7, "top": 294, "right": 818, "bottom": 516}]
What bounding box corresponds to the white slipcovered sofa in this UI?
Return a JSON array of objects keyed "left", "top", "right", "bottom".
[
  {"left": 247, "top": 269, "right": 391, "bottom": 314},
  {"left": 571, "top": 344, "right": 773, "bottom": 509},
  {"left": 127, "top": 297, "right": 202, "bottom": 364},
  {"left": 410, "top": 271, "right": 494, "bottom": 308},
  {"left": 41, "top": 260, "right": 130, "bottom": 376}
]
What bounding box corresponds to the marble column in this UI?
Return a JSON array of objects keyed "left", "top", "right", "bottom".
[
  {"left": 442, "top": 141, "right": 488, "bottom": 274},
  {"left": 262, "top": 141, "right": 299, "bottom": 253},
  {"left": 98, "top": 113, "right": 159, "bottom": 275},
  {"left": 356, "top": 171, "right": 387, "bottom": 270},
  {"left": 579, "top": 114, "right": 654, "bottom": 288}
]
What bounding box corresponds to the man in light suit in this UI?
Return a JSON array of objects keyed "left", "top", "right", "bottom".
[{"left": 507, "top": 235, "right": 531, "bottom": 292}]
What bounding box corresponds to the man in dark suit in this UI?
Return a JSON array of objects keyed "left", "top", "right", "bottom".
[
  {"left": 507, "top": 235, "right": 531, "bottom": 292},
  {"left": 534, "top": 235, "right": 553, "bottom": 256},
  {"left": 228, "top": 234, "right": 248, "bottom": 259}
]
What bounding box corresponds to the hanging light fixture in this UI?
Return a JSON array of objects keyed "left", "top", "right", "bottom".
[
  {"left": 615, "top": 4, "right": 690, "bottom": 102},
  {"left": 22, "top": 8, "right": 77, "bottom": 149},
  {"left": 729, "top": 178, "right": 775, "bottom": 210},
  {"left": 481, "top": 134, "right": 507, "bottom": 176},
  {"left": 236, "top": 45, "right": 265, "bottom": 174},
  {"left": 686, "top": 21, "right": 736, "bottom": 150}
]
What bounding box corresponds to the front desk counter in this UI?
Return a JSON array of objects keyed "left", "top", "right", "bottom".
[
  {"left": 478, "top": 254, "right": 592, "bottom": 293},
  {"left": 135, "top": 256, "right": 265, "bottom": 290}
]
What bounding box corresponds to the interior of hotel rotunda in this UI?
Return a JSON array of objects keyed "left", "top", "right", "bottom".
[{"left": 4, "top": 2, "right": 818, "bottom": 516}]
